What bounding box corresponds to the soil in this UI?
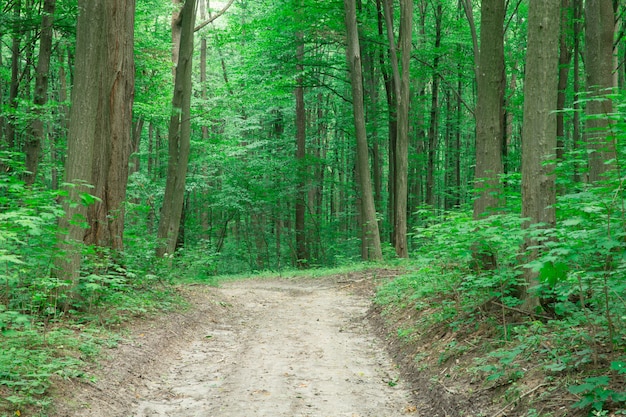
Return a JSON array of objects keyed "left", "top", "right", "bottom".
[{"left": 51, "top": 271, "right": 428, "bottom": 417}]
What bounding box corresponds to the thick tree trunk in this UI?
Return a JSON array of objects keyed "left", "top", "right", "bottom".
[
  {"left": 473, "top": 0, "right": 505, "bottom": 220},
  {"left": 83, "top": 0, "right": 136, "bottom": 251},
  {"left": 344, "top": 0, "right": 383, "bottom": 261},
  {"left": 24, "top": 0, "right": 56, "bottom": 186},
  {"left": 156, "top": 0, "right": 196, "bottom": 257},
  {"left": 55, "top": 0, "right": 102, "bottom": 284},
  {"left": 520, "top": 0, "right": 560, "bottom": 311},
  {"left": 585, "top": 0, "right": 616, "bottom": 182}
]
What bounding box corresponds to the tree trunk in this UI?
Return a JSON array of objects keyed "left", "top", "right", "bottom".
[
  {"left": 520, "top": 0, "right": 560, "bottom": 311},
  {"left": 344, "top": 0, "right": 383, "bottom": 261},
  {"left": 426, "top": 3, "right": 442, "bottom": 208},
  {"left": 55, "top": 0, "right": 102, "bottom": 284},
  {"left": 473, "top": 0, "right": 505, "bottom": 220},
  {"left": 377, "top": 0, "right": 397, "bottom": 244},
  {"left": 556, "top": 0, "right": 572, "bottom": 165},
  {"left": 83, "top": 0, "right": 136, "bottom": 251},
  {"left": 585, "top": 0, "right": 616, "bottom": 182},
  {"left": 295, "top": 25, "right": 308, "bottom": 267},
  {"left": 393, "top": 0, "right": 413, "bottom": 258},
  {"left": 6, "top": 0, "right": 21, "bottom": 150},
  {"left": 572, "top": 0, "right": 582, "bottom": 183},
  {"left": 24, "top": 0, "right": 56, "bottom": 186},
  {"left": 156, "top": 0, "right": 197, "bottom": 257}
]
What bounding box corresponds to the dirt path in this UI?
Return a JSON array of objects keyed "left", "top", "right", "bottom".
[{"left": 55, "top": 276, "right": 417, "bottom": 416}]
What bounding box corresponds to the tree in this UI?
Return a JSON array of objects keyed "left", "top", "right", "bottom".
[
  {"left": 472, "top": 0, "right": 505, "bottom": 220},
  {"left": 343, "top": 0, "right": 383, "bottom": 261},
  {"left": 393, "top": 0, "right": 413, "bottom": 258},
  {"left": 584, "top": 0, "right": 616, "bottom": 182},
  {"left": 520, "top": 0, "right": 560, "bottom": 310},
  {"left": 156, "top": 0, "right": 197, "bottom": 257},
  {"left": 83, "top": 1, "right": 136, "bottom": 250},
  {"left": 55, "top": 0, "right": 104, "bottom": 283},
  {"left": 470, "top": 0, "right": 505, "bottom": 270},
  {"left": 24, "top": 0, "right": 56, "bottom": 186},
  {"left": 295, "top": 1, "right": 307, "bottom": 267}
]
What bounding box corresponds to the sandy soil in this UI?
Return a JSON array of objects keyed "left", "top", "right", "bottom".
[{"left": 53, "top": 274, "right": 419, "bottom": 416}]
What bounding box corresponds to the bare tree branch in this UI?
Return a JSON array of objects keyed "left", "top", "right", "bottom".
[{"left": 194, "top": 0, "right": 235, "bottom": 32}]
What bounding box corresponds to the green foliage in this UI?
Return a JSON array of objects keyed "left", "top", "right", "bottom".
[
  {"left": 568, "top": 376, "right": 626, "bottom": 412},
  {"left": 376, "top": 102, "right": 626, "bottom": 411},
  {"left": 0, "top": 168, "right": 182, "bottom": 413}
]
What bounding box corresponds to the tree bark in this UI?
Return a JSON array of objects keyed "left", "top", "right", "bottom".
[
  {"left": 295, "top": 20, "right": 308, "bottom": 267},
  {"left": 24, "top": 0, "right": 56, "bottom": 186},
  {"left": 55, "top": 0, "right": 101, "bottom": 284},
  {"left": 6, "top": 0, "right": 22, "bottom": 150},
  {"left": 556, "top": 0, "right": 572, "bottom": 164},
  {"left": 572, "top": 0, "right": 582, "bottom": 183},
  {"left": 377, "top": 0, "right": 397, "bottom": 244},
  {"left": 473, "top": 0, "right": 505, "bottom": 219},
  {"left": 585, "top": 0, "right": 616, "bottom": 182},
  {"left": 344, "top": 0, "right": 383, "bottom": 261},
  {"left": 520, "top": 0, "right": 560, "bottom": 311},
  {"left": 156, "top": 0, "right": 196, "bottom": 257},
  {"left": 83, "top": 0, "right": 136, "bottom": 251},
  {"left": 393, "top": 0, "right": 413, "bottom": 258},
  {"left": 426, "top": 3, "right": 442, "bottom": 208}
]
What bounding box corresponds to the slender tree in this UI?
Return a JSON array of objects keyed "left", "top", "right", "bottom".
[
  {"left": 393, "top": 0, "right": 413, "bottom": 258},
  {"left": 157, "top": 0, "right": 197, "bottom": 257},
  {"left": 295, "top": 2, "right": 308, "bottom": 267},
  {"left": 425, "top": 2, "right": 442, "bottom": 208},
  {"left": 24, "top": 0, "right": 56, "bottom": 185},
  {"left": 344, "top": 0, "right": 383, "bottom": 261}
]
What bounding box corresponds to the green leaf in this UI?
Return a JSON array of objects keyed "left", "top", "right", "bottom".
[
  {"left": 79, "top": 192, "right": 101, "bottom": 207},
  {"left": 611, "top": 361, "right": 626, "bottom": 375},
  {"left": 538, "top": 261, "right": 569, "bottom": 287}
]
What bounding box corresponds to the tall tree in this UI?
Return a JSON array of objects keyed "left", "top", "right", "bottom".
[
  {"left": 377, "top": 0, "right": 397, "bottom": 244},
  {"left": 156, "top": 0, "right": 197, "bottom": 257},
  {"left": 425, "top": 2, "right": 442, "bottom": 208},
  {"left": 393, "top": 0, "right": 413, "bottom": 258},
  {"left": 24, "top": 0, "right": 56, "bottom": 185},
  {"left": 5, "top": 0, "right": 22, "bottom": 150},
  {"left": 343, "top": 0, "right": 383, "bottom": 261},
  {"left": 83, "top": 0, "right": 136, "bottom": 250},
  {"left": 295, "top": 2, "right": 307, "bottom": 267},
  {"left": 472, "top": 0, "right": 505, "bottom": 220},
  {"left": 520, "top": 0, "right": 560, "bottom": 311},
  {"left": 585, "top": 0, "right": 616, "bottom": 182},
  {"left": 55, "top": 0, "right": 104, "bottom": 283}
]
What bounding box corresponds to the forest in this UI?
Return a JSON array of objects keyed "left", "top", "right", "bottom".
[{"left": 1, "top": 0, "right": 626, "bottom": 415}]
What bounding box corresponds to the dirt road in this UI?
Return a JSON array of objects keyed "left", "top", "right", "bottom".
[{"left": 56, "top": 276, "right": 417, "bottom": 416}]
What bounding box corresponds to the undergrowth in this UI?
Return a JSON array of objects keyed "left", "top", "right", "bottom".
[
  {"left": 376, "top": 189, "right": 626, "bottom": 416},
  {"left": 0, "top": 168, "right": 183, "bottom": 416}
]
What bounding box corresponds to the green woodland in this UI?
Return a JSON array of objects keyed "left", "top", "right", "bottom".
[{"left": 1, "top": 0, "right": 626, "bottom": 415}]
